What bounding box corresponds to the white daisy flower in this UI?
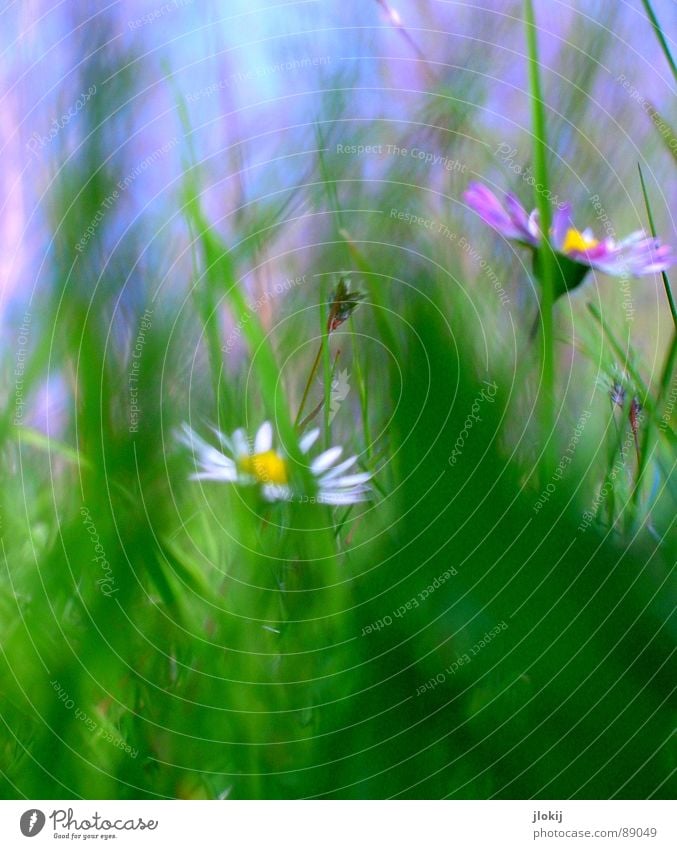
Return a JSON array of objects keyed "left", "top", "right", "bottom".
[{"left": 177, "top": 421, "right": 372, "bottom": 505}]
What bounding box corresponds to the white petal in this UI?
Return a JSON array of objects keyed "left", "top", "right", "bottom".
[
  {"left": 317, "top": 488, "right": 369, "bottom": 505},
  {"left": 299, "top": 428, "right": 321, "bottom": 453},
  {"left": 190, "top": 467, "right": 238, "bottom": 482},
  {"left": 231, "top": 427, "right": 249, "bottom": 458},
  {"left": 311, "top": 445, "right": 343, "bottom": 473},
  {"left": 527, "top": 209, "right": 541, "bottom": 240},
  {"left": 262, "top": 484, "right": 292, "bottom": 502},
  {"left": 179, "top": 425, "right": 234, "bottom": 469},
  {"left": 210, "top": 426, "right": 234, "bottom": 453},
  {"left": 177, "top": 423, "right": 200, "bottom": 449},
  {"left": 326, "top": 472, "right": 372, "bottom": 488},
  {"left": 202, "top": 450, "right": 235, "bottom": 470},
  {"left": 254, "top": 421, "right": 273, "bottom": 453},
  {"left": 619, "top": 230, "right": 646, "bottom": 247},
  {"left": 319, "top": 455, "right": 358, "bottom": 481}
]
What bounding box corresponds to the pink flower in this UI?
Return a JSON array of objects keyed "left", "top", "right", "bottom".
[{"left": 464, "top": 182, "right": 674, "bottom": 289}]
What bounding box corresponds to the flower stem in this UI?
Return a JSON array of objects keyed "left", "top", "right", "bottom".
[
  {"left": 298, "top": 350, "right": 342, "bottom": 431},
  {"left": 294, "top": 342, "right": 324, "bottom": 428},
  {"left": 525, "top": 0, "right": 556, "bottom": 479}
]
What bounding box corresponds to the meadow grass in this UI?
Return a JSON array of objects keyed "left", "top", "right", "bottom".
[{"left": 0, "top": 1, "right": 674, "bottom": 800}]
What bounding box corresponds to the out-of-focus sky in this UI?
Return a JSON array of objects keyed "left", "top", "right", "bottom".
[{"left": 1, "top": 0, "right": 675, "bottom": 323}]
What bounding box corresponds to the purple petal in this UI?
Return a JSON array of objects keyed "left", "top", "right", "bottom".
[
  {"left": 551, "top": 203, "right": 573, "bottom": 250},
  {"left": 527, "top": 209, "right": 541, "bottom": 242},
  {"left": 504, "top": 193, "right": 539, "bottom": 245},
  {"left": 588, "top": 237, "right": 675, "bottom": 276},
  {"left": 464, "top": 181, "right": 533, "bottom": 242}
]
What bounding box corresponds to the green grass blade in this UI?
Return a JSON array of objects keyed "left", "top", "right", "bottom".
[
  {"left": 315, "top": 123, "right": 344, "bottom": 232},
  {"left": 587, "top": 303, "right": 676, "bottom": 444},
  {"left": 320, "top": 282, "right": 332, "bottom": 449},
  {"left": 638, "top": 163, "right": 677, "bottom": 329},
  {"left": 524, "top": 0, "right": 556, "bottom": 478},
  {"left": 640, "top": 0, "right": 677, "bottom": 82},
  {"left": 15, "top": 427, "right": 85, "bottom": 467},
  {"left": 631, "top": 164, "right": 677, "bottom": 511},
  {"left": 646, "top": 102, "right": 677, "bottom": 165},
  {"left": 188, "top": 213, "right": 312, "bottom": 486},
  {"left": 350, "top": 315, "right": 371, "bottom": 460}
]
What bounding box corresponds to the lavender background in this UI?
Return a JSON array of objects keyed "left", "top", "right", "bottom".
[{"left": 1, "top": 0, "right": 675, "bottom": 370}]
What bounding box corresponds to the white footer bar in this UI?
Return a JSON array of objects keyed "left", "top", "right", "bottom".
[{"left": 1, "top": 800, "right": 674, "bottom": 848}]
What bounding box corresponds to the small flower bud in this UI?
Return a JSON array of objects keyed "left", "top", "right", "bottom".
[{"left": 327, "top": 277, "right": 364, "bottom": 332}]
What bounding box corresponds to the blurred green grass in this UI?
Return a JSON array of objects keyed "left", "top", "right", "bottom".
[{"left": 0, "top": 2, "right": 674, "bottom": 800}]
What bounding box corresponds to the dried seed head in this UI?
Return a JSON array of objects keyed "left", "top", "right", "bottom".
[
  {"left": 597, "top": 364, "right": 629, "bottom": 409},
  {"left": 629, "top": 397, "right": 643, "bottom": 436},
  {"left": 327, "top": 277, "right": 365, "bottom": 332},
  {"left": 610, "top": 381, "right": 626, "bottom": 408}
]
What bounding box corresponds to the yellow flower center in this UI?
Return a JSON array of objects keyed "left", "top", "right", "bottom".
[
  {"left": 240, "top": 450, "right": 288, "bottom": 485},
  {"left": 562, "top": 228, "right": 598, "bottom": 254}
]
